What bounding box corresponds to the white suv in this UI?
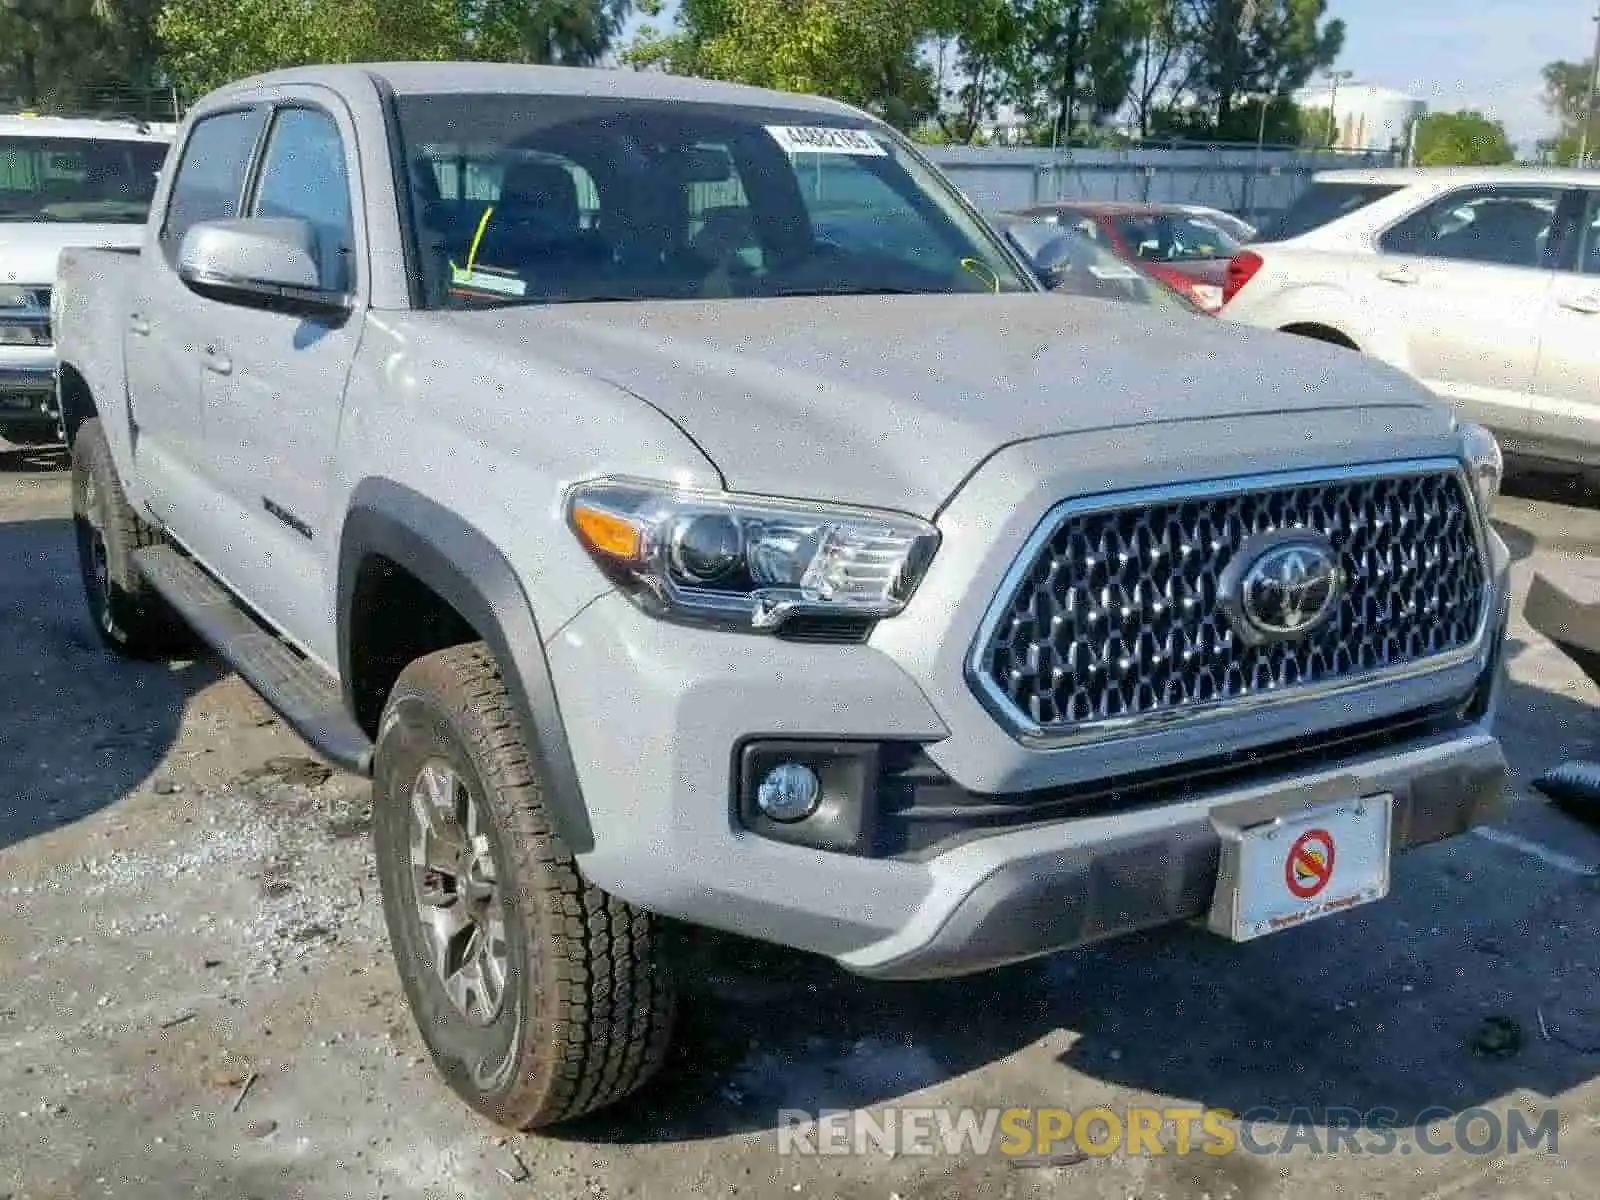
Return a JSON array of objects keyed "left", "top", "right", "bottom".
[
  {"left": 0, "top": 113, "right": 170, "bottom": 446},
  {"left": 1221, "top": 167, "right": 1600, "bottom": 475}
]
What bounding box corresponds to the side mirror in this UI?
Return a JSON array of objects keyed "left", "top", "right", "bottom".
[
  {"left": 1002, "top": 227, "right": 1066, "bottom": 290},
  {"left": 178, "top": 218, "right": 349, "bottom": 317}
]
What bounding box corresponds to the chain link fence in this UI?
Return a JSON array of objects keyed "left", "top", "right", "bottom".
[{"left": 923, "top": 141, "right": 1403, "bottom": 225}]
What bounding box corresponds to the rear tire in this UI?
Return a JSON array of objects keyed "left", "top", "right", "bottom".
[
  {"left": 373, "top": 643, "right": 676, "bottom": 1129},
  {"left": 70, "top": 419, "right": 187, "bottom": 658}
]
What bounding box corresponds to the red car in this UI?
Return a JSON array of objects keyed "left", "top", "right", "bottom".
[{"left": 1014, "top": 201, "right": 1246, "bottom": 315}]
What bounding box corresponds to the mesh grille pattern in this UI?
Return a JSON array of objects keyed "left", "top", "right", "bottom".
[{"left": 979, "top": 470, "right": 1486, "bottom": 732}]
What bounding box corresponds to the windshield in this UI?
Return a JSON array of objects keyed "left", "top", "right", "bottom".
[
  {"left": 999, "top": 218, "right": 1195, "bottom": 311},
  {"left": 1105, "top": 211, "right": 1242, "bottom": 263},
  {"left": 0, "top": 136, "right": 165, "bottom": 224},
  {"left": 393, "top": 94, "right": 1032, "bottom": 309},
  {"left": 1260, "top": 182, "right": 1403, "bottom": 242}
]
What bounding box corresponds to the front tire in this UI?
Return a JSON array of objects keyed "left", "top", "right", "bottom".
[
  {"left": 70, "top": 418, "right": 186, "bottom": 657},
  {"left": 373, "top": 643, "right": 676, "bottom": 1129}
]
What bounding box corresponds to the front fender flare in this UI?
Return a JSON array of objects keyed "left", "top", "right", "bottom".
[{"left": 337, "top": 478, "right": 595, "bottom": 853}]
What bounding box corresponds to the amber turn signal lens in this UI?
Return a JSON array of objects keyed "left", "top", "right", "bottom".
[{"left": 571, "top": 505, "right": 642, "bottom": 561}]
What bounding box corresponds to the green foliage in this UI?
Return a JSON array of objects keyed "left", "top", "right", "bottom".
[
  {"left": 1, "top": 0, "right": 154, "bottom": 109},
  {"left": 1003, "top": 0, "right": 1145, "bottom": 142},
  {"left": 624, "top": 0, "right": 942, "bottom": 129},
  {"left": 155, "top": 0, "right": 464, "bottom": 98},
  {"left": 627, "top": 0, "right": 1346, "bottom": 146},
  {"left": 1411, "top": 109, "right": 1514, "bottom": 166},
  {"left": 3, "top": 1, "right": 646, "bottom": 112},
  {"left": 1541, "top": 58, "right": 1596, "bottom": 165},
  {"left": 1181, "top": 0, "right": 1343, "bottom": 122}
]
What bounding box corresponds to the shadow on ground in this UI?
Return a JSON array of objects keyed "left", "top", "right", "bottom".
[{"left": 0, "top": 513, "right": 220, "bottom": 849}]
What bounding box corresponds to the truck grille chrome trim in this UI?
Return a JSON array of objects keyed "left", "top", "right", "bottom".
[{"left": 968, "top": 459, "right": 1492, "bottom": 748}]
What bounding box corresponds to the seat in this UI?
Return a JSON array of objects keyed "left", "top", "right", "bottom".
[
  {"left": 690, "top": 205, "right": 762, "bottom": 297},
  {"left": 472, "top": 160, "right": 611, "bottom": 290}
]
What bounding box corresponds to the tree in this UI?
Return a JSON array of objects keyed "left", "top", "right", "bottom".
[
  {"left": 1, "top": 0, "right": 133, "bottom": 109},
  {"left": 1001, "top": 0, "right": 1144, "bottom": 143},
  {"left": 474, "top": 0, "right": 644, "bottom": 65},
  {"left": 1542, "top": 58, "right": 1596, "bottom": 165},
  {"left": 1411, "top": 109, "right": 1514, "bottom": 166},
  {"left": 624, "top": 0, "right": 942, "bottom": 130},
  {"left": 158, "top": 0, "right": 647, "bottom": 99},
  {"left": 1181, "top": 0, "right": 1343, "bottom": 127},
  {"left": 926, "top": 0, "right": 1019, "bottom": 143},
  {"left": 1126, "top": 0, "right": 1193, "bottom": 136}
]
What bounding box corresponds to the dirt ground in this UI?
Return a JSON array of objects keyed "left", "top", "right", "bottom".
[{"left": 4, "top": 445, "right": 1600, "bottom": 1200}]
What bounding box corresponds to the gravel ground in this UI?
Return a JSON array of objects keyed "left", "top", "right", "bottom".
[{"left": 4, "top": 446, "right": 1600, "bottom": 1199}]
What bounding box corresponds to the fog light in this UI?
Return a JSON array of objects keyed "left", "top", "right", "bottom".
[{"left": 756, "top": 762, "right": 821, "bottom": 823}]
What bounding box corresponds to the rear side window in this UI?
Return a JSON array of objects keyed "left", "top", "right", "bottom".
[
  {"left": 160, "top": 108, "right": 267, "bottom": 259},
  {"left": 1262, "top": 182, "right": 1402, "bottom": 242}
]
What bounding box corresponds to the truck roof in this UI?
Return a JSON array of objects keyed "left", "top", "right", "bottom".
[
  {"left": 0, "top": 113, "right": 171, "bottom": 142},
  {"left": 208, "top": 61, "right": 866, "bottom": 119}
]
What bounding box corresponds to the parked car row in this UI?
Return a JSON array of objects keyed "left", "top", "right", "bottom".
[
  {"left": 0, "top": 112, "right": 170, "bottom": 446},
  {"left": 1221, "top": 166, "right": 1600, "bottom": 480}
]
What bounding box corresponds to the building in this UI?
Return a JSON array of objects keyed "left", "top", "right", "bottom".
[{"left": 1291, "top": 81, "right": 1427, "bottom": 154}]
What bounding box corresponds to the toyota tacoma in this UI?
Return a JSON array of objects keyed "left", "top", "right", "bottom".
[{"left": 51, "top": 63, "right": 1511, "bottom": 1129}]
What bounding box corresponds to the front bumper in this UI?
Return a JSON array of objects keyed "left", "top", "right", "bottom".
[
  {"left": 545, "top": 421, "right": 1512, "bottom": 978},
  {"left": 547, "top": 585, "right": 1508, "bottom": 980},
  {"left": 0, "top": 354, "right": 58, "bottom": 439}
]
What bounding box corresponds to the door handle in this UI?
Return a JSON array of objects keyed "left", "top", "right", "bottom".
[
  {"left": 128, "top": 312, "right": 150, "bottom": 336},
  {"left": 1377, "top": 266, "right": 1419, "bottom": 285},
  {"left": 1559, "top": 294, "right": 1600, "bottom": 315},
  {"left": 202, "top": 346, "right": 232, "bottom": 376}
]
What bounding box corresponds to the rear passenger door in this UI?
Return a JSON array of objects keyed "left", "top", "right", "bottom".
[
  {"left": 1364, "top": 184, "right": 1561, "bottom": 443},
  {"left": 129, "top": 106, "right": 267, "bottom": 527},
  {"left": 1529, "top": 189, "right": 1600, "bottom": 463},
  {"left": 186, "top": 93, "right": 366, "bottom": 669}
]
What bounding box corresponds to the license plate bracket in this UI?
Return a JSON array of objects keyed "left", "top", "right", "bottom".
[{"left": 1207, "top": 778, "right": 1392, "bottom": 943}]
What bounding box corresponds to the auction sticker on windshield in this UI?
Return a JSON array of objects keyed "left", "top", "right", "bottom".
[{"left": 766, "top": 126, "right": 887, "bottom": 156}]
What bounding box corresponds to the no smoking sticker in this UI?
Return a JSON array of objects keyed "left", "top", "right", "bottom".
[{"left": 1285, "top": 828, "right": 1336, "bottom": 899}]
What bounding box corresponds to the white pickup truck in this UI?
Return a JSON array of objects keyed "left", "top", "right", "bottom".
[
  {"left": 53, "top": 62, "right": 1512, "bottom": 1130},
  {"left": 0, "top": 113, "right": 169, "bottom": 446}
]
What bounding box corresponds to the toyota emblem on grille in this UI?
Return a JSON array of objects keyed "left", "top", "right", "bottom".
[{"left": 1219, "top": 531, "right": 1344, "bottom": 645}]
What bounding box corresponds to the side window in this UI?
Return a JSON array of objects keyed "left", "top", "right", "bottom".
[
  {"left": 792, "top": 155, "right": 953, "bottom": 271},
  {"left": 160, "top": 108, "right": 267, "bottom": 260},
  {"left": 1379, "top": 186, "right": 1563, "bottom": 269},
  {"left": 1574, "top": 192, "right": 1600, "bottom": 276},
  {"left": 248, "top": 107, "right": 355, "bottom": 293}
]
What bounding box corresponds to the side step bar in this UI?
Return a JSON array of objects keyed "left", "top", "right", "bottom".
[{"left": 133, "top": 544, "right": 374, "bottom": 775}]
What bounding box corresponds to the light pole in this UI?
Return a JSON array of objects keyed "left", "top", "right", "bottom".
[
  {"left": 1581, "top": 4, "right": 1600, "bottom": 167},
  {"left": 1324, "top": 69, "right": 1354, "bottom": 150}
]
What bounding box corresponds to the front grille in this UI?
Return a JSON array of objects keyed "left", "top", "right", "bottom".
[{"left": 975, "top": 465, "right": 1487, "bottom": 737}]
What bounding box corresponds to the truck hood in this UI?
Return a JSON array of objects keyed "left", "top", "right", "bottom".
[
  {"left": 437, "top": 292, "right": 1452, "bottom": 515},
  {"left": 0, "top": 225, "right": 144, "bottom": 288}
]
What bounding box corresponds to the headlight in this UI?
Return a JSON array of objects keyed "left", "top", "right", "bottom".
[
  {"left": 1460, "top": 422, "right": 1503, "bottom": 517},
  {"left": 565, "top": 477, "right": 940, "bottom": 633},
  {"left": 0, "top": 284, "right": 31, "bottom": 310}
]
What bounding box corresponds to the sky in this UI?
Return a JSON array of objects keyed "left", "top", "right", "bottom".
[
  {"left": 623, "top": 0, "right": 1594, "bottom": 151},
  {"left": 1329, "top": 0, "right": 1593, "bottom": 150}
]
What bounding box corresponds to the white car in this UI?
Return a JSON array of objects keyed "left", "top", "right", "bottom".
[
  {"left": 0, "top": 113, "right": 170, "bottom": 446},
  {"left": 1221, "top": 166, "right": 1600, "bottom": 475}
]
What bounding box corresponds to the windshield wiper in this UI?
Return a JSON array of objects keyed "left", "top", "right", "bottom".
[{"left": 768, "top": 284, "right": 936, "bottom": 298}]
